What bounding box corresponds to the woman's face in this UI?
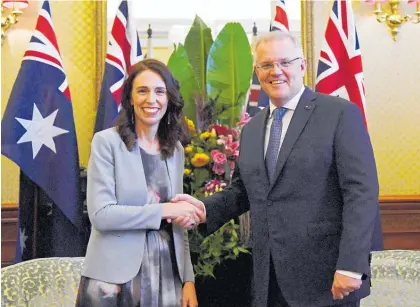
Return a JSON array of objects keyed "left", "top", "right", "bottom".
[{"left": 131, "top": 70, "right": 168, "bottom": 129}]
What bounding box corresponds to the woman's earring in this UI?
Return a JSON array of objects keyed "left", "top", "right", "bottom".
[{"left": 167, "top": 115, "right": 171, "bottom": 125}]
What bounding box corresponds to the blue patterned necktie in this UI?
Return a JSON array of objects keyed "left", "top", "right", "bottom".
[{"left": 266, "top": 107, "right": 287, "bottom": 183}]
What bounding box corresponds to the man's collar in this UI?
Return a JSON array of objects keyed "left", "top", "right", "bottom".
[{"left": 269, "top": 85, "right": 305, "bottom": 117}]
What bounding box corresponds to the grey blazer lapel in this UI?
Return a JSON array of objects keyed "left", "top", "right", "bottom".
[
  {"left": 165, "top": 152, "right": 178, "bottom": 198},
  {"left": 269, "top": 88, "right": 317, "bottom": 191},
  {"left": 123, "top": 140, "right": 149, "bottom": 205},
  {"left": 165, "top": 148, "right": 187, "bottom": 281}
]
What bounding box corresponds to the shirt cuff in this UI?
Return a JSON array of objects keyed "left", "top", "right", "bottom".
[{"left": 336, "top": 270, "right": 363, "bottom": 279}]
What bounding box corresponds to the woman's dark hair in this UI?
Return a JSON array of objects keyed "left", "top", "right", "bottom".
[{"left": 116, "top": 58, "right": 188, "bottom": 159}]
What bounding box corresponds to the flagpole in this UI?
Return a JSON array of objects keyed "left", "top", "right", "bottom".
[
  {"left": 32, "top": 185, "right": 39, "bottom": 259},
  {"left": 147, "top": 24, "right": 153, "bottom": 58}
]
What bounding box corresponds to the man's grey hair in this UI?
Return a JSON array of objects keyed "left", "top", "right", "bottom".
[{"left": 253, "top": 31, "right": 304, "bottom": 63}]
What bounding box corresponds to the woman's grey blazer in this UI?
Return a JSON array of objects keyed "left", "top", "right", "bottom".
[{"left": 82, "top": 127, "right": 194, "bottom": 284}]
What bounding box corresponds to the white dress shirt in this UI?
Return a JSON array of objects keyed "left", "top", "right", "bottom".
[{"left": 262, "top": 85, "right": 362, "bottom": 280}]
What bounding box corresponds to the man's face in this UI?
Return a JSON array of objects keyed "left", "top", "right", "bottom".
[{"left": 254, "top": 38, "right": 306, "bottom": 107}]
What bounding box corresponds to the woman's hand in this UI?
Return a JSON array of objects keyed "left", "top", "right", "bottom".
[
  {"left": 182, "top": 281, "right": 198, "bottom": 307},
  {"left": 171, "top": 194, "right": 206, "bottom": 224},
  {"left": 162, "top": 201, "right": 201, "bottom": 230}
]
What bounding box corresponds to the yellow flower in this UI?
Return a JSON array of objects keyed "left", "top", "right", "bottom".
[
  {"left": 185, "top": 146, "right": 193, "bottom": 153},
  {"left": 199, "top": 131, "right": 211, "bottom": 141},
  {"left": 191, "top": 153, "right": 210, "bottom": 167},
  {"left": 186, "top": 118, "right": 196, "bottom": 133},
  {"left": 184, "top": 169, "right": 192, "bottom": 176},
  {"left": 210, "top": 128, "right": 217, "bottom": 138}
]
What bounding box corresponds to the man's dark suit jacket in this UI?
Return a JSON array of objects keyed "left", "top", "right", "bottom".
[{"left": 203, "top": 88, "right": 381, "bottom": 307}]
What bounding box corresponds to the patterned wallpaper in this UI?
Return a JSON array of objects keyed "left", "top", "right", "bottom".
[
  {"left": 1, "top": 1, "right": 101, "bottom": 203},
  {"left": 312, "top": 1, "right": 420, "bottom": 195}
]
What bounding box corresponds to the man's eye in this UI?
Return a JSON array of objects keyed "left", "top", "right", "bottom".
[{"left": 262, "top": 64, "right": 272, "bottom": 69}]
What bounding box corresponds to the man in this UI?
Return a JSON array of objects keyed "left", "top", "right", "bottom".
[{"left": 174, "top": 31, "right": 380, "bottom": 307}]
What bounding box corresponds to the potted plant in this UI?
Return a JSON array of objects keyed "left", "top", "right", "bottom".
[
  {"left": 167, "top": 15, "right": 254, "bottom": 277},
  {"left": 167, "top": 15, "right": 255, "bottom": 307}
]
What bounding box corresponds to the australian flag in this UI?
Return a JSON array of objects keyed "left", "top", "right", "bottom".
[
  {"left": 94, "top": 0, "right": 143, "bottom": 133},
  {"left": 246, "top": 0, "right": 290, "bottom": 116},
  {"left": 1, "top": 1, "right": 83, "bottom": 262}
]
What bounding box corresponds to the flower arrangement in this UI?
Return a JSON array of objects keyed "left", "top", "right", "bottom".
[{"left": 183, "top": 112, "right": 251, "bottom": 278}]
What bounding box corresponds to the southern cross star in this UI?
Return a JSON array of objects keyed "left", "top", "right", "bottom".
[
  {"left": 15, "top": 104, "right": 69, "bottom": 159},
  {"left": 19, "top": 227, "right": 28, "bottom": 254}
]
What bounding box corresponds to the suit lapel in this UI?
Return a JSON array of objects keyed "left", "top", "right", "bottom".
[
  {"left": 253, "top": 107, "right": 270, "bottom": 184},
  {"left": 269, "top": 88, "right": 317, "bottom": 191}
]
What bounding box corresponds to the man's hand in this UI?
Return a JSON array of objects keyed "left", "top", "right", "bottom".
[
  {"left": 182, "top": 281, "right": 198, "bottom": 307},
  {"left": 331, "top": 271, "right": 362, "bottom": 300},
  {"left": 171, "top": 194, "right": 206, "bottom": 223}
]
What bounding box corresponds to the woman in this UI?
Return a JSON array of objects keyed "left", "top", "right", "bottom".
[{"left": 76, "top": 59, "right": 203, "bottom": 307}]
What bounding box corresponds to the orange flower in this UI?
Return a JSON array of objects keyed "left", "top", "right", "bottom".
[
  {"left": 185, "top": 145, "right": 193, "bottom": 153},
  {"left": 191, "top": 153, "right": 210, "bottom": 167},
  {"left": 184, "top": 168, "right": 192, "bottom": 176}
]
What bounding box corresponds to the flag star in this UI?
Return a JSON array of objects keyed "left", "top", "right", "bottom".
[
  {"left": 15, "top": 104, "right": 69, "bottom": 159},
  {"left": 19, "top": 228, "right": 28, "bottom": 254}
]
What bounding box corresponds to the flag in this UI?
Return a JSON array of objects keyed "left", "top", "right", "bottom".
[
  {"left": 315, "top": 0, "right": 383, "bottom": 251},
  {"left": 315, "top": 0, "right": 367, "bottom": 126},
  {"left": 1, "top": 1, "right": 83, "bottom": 261},
  {"left": 246, "top": 0, "right": 290, "bottom": 116},
  {"left": 271, "top": 0, "right": 290, "bottom": 32},
  {"left": 94, "top": 0, "right": 143, "bottom": 133}
]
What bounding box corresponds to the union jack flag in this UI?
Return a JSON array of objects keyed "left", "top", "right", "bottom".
[
  {"left": 94, "top": 0, "right": 143, "bottom": 133},
  {"left": 271, "top": 0, "right": 290, "bottom": 32},
  {"left": 1, "top": 1, "right": 83, "bottom": 261},
  {"left": 315, "top": 0, "right": 367, "bottom": 126},
  {"left": 246, "top": 0, "right": 289, "bottom": 116}
]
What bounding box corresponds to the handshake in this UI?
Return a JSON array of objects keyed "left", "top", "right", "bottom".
[{"left": 163, "top": 194, "right": 207, "bottom": 230}]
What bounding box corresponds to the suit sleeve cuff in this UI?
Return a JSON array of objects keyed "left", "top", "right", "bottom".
[{"left": 336, "top": 270, "right": 363, "bottom": 279}]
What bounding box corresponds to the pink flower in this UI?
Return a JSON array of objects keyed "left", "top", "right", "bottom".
[
  {"left": 211, "top": 150, "right": 227, "bottom": 164},
  {"left": 237, "top": 111, "right": 251, "bottom": 127},
  {"left": 223, "top": 135, "right": 239, "bottom": 158},
  {"left": 204, "top": 179, "right": 227, "bottom": 193},
  {"left": 228, "top": 160, "right": 235, "bottom": 170},
  {"left": 212, "top": 163, "right": 225, "bottom": 175}
]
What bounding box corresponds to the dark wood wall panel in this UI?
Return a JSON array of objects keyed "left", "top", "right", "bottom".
[
  {"left": 379, "top": 196, "right": 420, "bottom": 250},
  {"left": 2, "top": 196, "right": 420, "bottom": 266},
  {"left": 1, "top": 204, "right": 18, "bottom": 267}
]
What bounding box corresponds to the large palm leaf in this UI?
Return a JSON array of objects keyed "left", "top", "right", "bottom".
[
  {"left": 184, "top": 15, "right": 213, "bottom": 97},
  {"left": 167, "top": 44, "right": 199, "bottom": 121},
  {"left": 206, "top": 23, "right": 253, "bottom": 127}
]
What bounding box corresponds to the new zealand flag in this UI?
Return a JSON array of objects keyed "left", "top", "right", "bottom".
[{"left": 1, "top": 1, "right": 83, "bottom": 262}]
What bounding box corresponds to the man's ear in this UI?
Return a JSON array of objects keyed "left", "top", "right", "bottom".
[
  {"left": 300, "top": 58, "right": 307, "bottom": 74},
  {"left": 254, "top": 66, "right": 261, "bottom": 82}
]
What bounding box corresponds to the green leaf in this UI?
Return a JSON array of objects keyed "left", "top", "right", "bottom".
[
  {"left": 184, "top": 15, "right": 213, "bottom": 96},
  {"left": 194, "top": 168, "right": 210, "bottom": 187},
  {"left": 233, "top": 247, "right": 239, "bottom": 256},
  {"left": 167, "top": 44, "right": 199, "bottom": 121},
  {"left": 206, "top": 23, "right": 253, "bottom": 127}
]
